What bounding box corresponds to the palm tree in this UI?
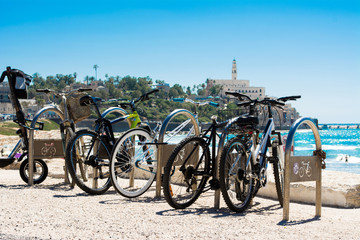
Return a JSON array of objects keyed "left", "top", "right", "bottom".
[
  {"left": 85, "top": 75, "right": 90, "bottom": 86},
  {"left": 93, "top": 64, "right": 99, "bottom": 81}
]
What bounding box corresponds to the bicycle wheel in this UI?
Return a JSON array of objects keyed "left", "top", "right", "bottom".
[
  {"left": 219, "top": 137, "right": 254, "bottom": 212},
  {"left": 66, "top": 129, "right": 112, "bottom": 195},
  {"left": 19, "top": 154, "right": 48, "bottom": 185},
  {"left": 110, "top": 128, "right": 157, "bottom": 198},
  {"left": 272, "top": 139, "right": 284, "bottom": 207},
  {"left": 163, "top": 136, "right": 210, "bottom": 209}
]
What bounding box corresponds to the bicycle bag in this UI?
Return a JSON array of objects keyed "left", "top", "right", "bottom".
[
  {"left": 61, "top": 92, "right": 91, "bottom": 123},
  {"left": 13, "top": 73, "right": 32, "bottom": 99}
]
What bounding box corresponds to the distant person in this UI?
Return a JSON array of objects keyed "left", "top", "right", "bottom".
[{"left": 345, "top": 155, "right": 348, "bottom": 163}]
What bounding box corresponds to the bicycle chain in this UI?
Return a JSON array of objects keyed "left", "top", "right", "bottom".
[{"left": 313, "top": 150, "right": 327, "bottom": 169}]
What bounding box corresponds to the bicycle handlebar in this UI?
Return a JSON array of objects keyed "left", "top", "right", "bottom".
[
  {"left": 236, "top": 94, "right": 300, "bottom": 110},
  {"left": 77, "top": 88, "right": 93, "bottom": 92},
  {"left": 225, "top": 91, "right": 252, "bottom": 101},
  {"left": 277, "top": 95, "right": 301, "bottom": 102},
  {"left": 135, "top": 89, "right": 159, "bottom": 103},
  {"left": 36, "top": 89, "right": 53, "bottom": 94},
  {"left": 36, "top": 88, "right": 92, "bottom": 95}
]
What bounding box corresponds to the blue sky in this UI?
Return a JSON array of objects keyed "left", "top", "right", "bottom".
[{"left": 0, "top": 0, "right": 359, "bottom": 123}]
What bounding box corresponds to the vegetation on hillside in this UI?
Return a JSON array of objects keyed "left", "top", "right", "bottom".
[{"left": 27, "top": 73, "right": 229, "bottom": 122}]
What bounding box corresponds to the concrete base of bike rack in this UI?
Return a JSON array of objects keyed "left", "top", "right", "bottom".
[{"left": 258, "top": 168, "right": 360, "bottom": 208}]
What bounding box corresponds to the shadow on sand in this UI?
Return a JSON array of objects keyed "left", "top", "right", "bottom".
[{"left": 277, "top": 216, "right": 321, "bottom": 226}]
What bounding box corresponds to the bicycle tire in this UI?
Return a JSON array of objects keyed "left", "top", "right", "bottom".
[
  {"left": 110, "top": 128, "right": 157, "bottom": 198},
  {"left": 163, "top": 136, "right": 210, "bottom": 209},
  {"left": 272, "top": 140, "right": 284, "bottom": 207},
  {"left": 63, "top": 128, "right": 76, "bottom": 187},
  {"left": 66, "top": 129, "right": 112, "bottom": 195},
  {"left": 19, "top": 155, "right": 48, "bottom": 185},
  {"left": 219, "top": 137, "right": 254, "bottom": 212}
]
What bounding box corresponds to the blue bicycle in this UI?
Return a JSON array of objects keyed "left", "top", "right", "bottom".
[{"left": 219, "top": 92, "right": 300, "bottom": 212}]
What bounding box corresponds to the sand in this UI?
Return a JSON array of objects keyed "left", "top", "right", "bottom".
[{"left": 0, "top": 168, "right": 359, "bottom": 240}]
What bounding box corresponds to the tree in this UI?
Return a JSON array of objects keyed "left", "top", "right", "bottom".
[
  {"left": 84, "top": 75, "right": 90, "bottom": 85},
  {"left": 186, "top": 86, "right": 191, "bottom": 95},
  {"left": 93, "top": 64, "right": 99, "bottom": 81},
  {"left": 209, "top": 84, "right": 223, "bottom": 96}
]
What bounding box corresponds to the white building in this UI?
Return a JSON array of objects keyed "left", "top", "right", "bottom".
[{"left": 207, "top": 59, "right": 265, "bottom": 99}]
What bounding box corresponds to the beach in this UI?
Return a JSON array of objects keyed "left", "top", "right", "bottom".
[
  {"left": 0, "top": 167, "right": 359, "bottom": 240},
  {"left": 1, "top": 131, "right": 360, "bottom": 239}
]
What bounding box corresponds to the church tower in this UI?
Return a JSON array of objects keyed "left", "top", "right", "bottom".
[{"left": 232, "top": 59, "right": 237, "bottom": 80}]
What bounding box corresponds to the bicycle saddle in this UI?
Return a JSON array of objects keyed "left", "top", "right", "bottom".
[
  {"left": 80, "top": 95, "right": 101, "bottom": 106},
  {"left": 236, "top": 115, "right": 259, "bottom": 126}
]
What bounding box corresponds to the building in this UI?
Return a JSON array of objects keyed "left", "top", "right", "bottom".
[
  {"left": 206, "top": 59, "right": 265, "bottom": 99},
  {"left": 0, "top": 82, "right": 11, "bottom": 103}
]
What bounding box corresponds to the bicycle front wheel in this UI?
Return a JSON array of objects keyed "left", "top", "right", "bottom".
[
  {"left": 19, "top": 155, "right": 48, "bottom": 185},
  {"left": 219, "top": 137, "right": 254, "bottom": 213},
  {"left": 110, "top": 128, "right": 157, "bottom": 198},
  {"left": 66, "top": 129, "right": 112, "bottom": 195},
  {"left": 162, "top": 136, "right": 210, "bottom": 209}
]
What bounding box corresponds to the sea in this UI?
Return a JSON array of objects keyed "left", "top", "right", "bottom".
[{"left": 289, "top": 128, "right": 360, "bottom": 175}]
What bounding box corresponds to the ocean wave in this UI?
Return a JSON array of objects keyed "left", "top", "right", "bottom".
[{"left": 294, "top": 145, "right": 359, "bottom": 151}]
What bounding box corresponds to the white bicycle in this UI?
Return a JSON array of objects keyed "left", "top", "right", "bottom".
[{"left": 109, "top": 98, "right": 219, "bottom": 198}]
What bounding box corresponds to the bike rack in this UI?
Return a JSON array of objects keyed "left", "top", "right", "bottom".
[
  {"left": 28, "top": 106, "right": 65, "bottom": 185},
  {"left": 155, "top": 109, "right": 200, "bottom": 197},
  {"left": 283, "top": 117, "right": 326, "bottom": 221}
]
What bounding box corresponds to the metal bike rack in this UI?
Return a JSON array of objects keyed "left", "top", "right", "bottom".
[
  {"left": 28, "top": 106, "right": 65, "bottom": 185},
  {"left": 283, "top": 117, "right": 326, "bottom": 221},
  {"left": 155, "top": 109, "right": 200, "bottom": 197}
]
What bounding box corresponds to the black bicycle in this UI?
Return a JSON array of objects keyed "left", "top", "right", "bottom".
[
  {"left": 162, "top": 93, "right": 235, "bottom": 208},
  {"left": 0, "top": 67, "right": 48, "bottom": 184},
  {"left": 65, "top": 89, "right": 158, "bottom": 195}
]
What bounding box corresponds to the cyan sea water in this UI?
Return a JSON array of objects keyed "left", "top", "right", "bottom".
[{"left": 290, "top": 128, "right": 360, "bottom": 175}]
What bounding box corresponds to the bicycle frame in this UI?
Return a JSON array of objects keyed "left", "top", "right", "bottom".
[{"left": 248, "top": 118, "right": 274, "bottom": 171}]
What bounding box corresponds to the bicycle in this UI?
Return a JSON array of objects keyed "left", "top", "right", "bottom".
[
  {"left": 218, "top": 92, "right": 300, "bottom": 212},
  {"left": 34, "top": 88, "right": 92, "bottom": 184},
  {"left": 0, "top": 67, "right": 48, "bottom": 184},
  {"left": 109, "top": 98, "right": 219, "bottom": 198},
  {"left": 65, "top": 89, "right": 159, "bottom": 195}
]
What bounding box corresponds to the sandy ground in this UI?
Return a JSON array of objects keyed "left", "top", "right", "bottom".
[
  {"left": 1, "top": 132, "right": 360, "bottom": 239},
  {"left": 0, "top": 167, "right": 359, "bottom": 240}
]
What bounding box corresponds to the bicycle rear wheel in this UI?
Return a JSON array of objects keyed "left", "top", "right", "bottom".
[
  {"left": 219, "top": 137, "right": 254, "bottom": 212},
  {"left": 162, "top": 136, "right": 210, "bottom": 209},
  {"left": 110, "top": 128, "right": 157, "bottom": 198},
  {"left": 272, "top": 139, "right": 284, "bottom": 206},
  {"left": 66, "top": 129, "right": 112, "bottom": 195},
  {"left": 159, "top": 109, "right": 200, "bottom": 144}
]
